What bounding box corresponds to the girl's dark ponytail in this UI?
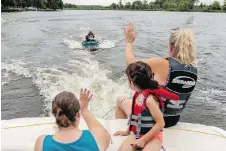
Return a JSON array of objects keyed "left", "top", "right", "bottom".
[{"left": 126, "top": 61, "right": 159, "bottom": 90}]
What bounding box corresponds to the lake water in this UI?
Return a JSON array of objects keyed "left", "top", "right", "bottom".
[{"left": 1, "top": 10, "right": 226, "bottom": 130}]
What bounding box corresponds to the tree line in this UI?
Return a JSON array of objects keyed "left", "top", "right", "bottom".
[
  {"left": 108, "top": 0, "right": 226, "bottom": 12},
  {"left": 63, "top": 0, "right": 226, "bottom": 12},
  {"left": 63, "top": 3, "right": 105, "bottom": 10},
  {"left": 2, "top": 0, "right": 226, "bottom": 12},
  {"left": 1, "top": 0, "right": 63, "bottom": 10}
]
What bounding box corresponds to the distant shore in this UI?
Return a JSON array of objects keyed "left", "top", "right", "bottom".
[
  {"left": 1, "top": 8, "right": 62, "bottom": 12},
  {"left": 64, "top": 8, "right": 225, "bottom": 13},
  {"left": 3, "top": 8, "right": 224, "bottom": 13}
]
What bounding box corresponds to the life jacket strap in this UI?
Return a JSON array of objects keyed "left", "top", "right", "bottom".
[
  {"left": 136, "top": 114, "right": 142, "bottom": 139},
  {"left": 130, "top": 114, "right": 154, "bottom": 121},
  {"left": 130, "top": 121, "right": 154, "bottom": 128}
]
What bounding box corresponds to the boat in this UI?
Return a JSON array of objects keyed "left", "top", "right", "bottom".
[
  {"left": 1, "top": 117, "right": 226, "bottom": 151},
  {"left": 82, "top": 41, "right": 100, "bottom": 51}
]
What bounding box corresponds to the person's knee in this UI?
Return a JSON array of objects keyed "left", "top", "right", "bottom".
[
  {"left": 118, "top": 144, "right": 133, "bottom": 151},
  {"left": 116, "top": 96, "right": 127, "bottom": 107},
  {"left": 142, "top": 139, "right": 162, "bottom": 151}
]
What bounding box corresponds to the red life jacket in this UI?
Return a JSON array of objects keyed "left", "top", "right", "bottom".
[{"left": 128, "top": 88, "right": 179, "bottom": 139}]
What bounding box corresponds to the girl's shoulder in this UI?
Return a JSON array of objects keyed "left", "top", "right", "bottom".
[{"left": 146, "top": 94, "right": 160, "bottom": 106}]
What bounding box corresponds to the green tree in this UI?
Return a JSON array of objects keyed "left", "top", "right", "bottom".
[
  {"left": 211, "top": 1, "right": 221, "bottom": 10},
  {"left": 154, "top": 0, "right": 164, "bottom": 8},
  {"left": 34, "top": 0, "right": 45, "bottom": 8},
  {"left": 15, "top": 0, "right": 21, "bottom": 7},
  {"left": 132, "top": 0, "right": 143, "bottom": 9},
  {"left": 199, "top": 2, "right": 203, "bottom": 8},
  {"left": 149, "top": 2, "right": 155, "bottom": 9},
  {"left": 25, "top": 0, "right": 34, "bottom": 7},
  {"left": 118, "top": 1, "right": 123, "bottom": 9},
  {"left": 48, "top": 0, "right": 57, "bottom": 10},
  {"left": 110, "top": 3, "right": 117, "bottom": 9},
  {"left": 162, "top": 1, "right": 170, "bottom": 9},
  {"left": 124, "top": 2, "right": 131, "bottom": 9},
  {"left": 223, "top": 0, "right": 226, "bottom": 11},
  {"left": 143, "top": 0, "right": 148, "bottom": 9},
  {"left": 58, "top": 0, "right": 63, "bottom": 9},
  {"left": 188, "top": 0, "right": 197, "bottom": 9},
  {"left": 178, "top": 0, "right": 190, "bottom": 11},
  {"left": 20, "top": 0, "right": 26, "bottom": 7},
  {"left": 154, "top": 3, "right": 161, "bottom": 9},
  {"left": 2, "top": 0, "right": 16, "bottom": 7},
  {"left": 171, "top": 2, "right": 177, "bottom": 8}
]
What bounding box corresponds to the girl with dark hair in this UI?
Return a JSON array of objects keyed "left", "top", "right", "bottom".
[{"left": 114, "top": 62, "right": 179, "bottom": 151}]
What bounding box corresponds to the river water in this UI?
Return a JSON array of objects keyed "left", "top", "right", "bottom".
[{"left": 1, "top": 10, "right": 226, "bottom": 130}]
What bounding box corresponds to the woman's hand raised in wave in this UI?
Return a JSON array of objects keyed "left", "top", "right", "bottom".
[
  {"left": 79, "top": 88, "right": 93, "bottom": 110},
  {"left": 124, "top": 22, "right": 136, "bottom": 43},
  {"left": 79, "top": 89, "right": 111, "bottom": 151}
]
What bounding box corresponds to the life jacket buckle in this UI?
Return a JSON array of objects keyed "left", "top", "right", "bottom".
[{"left": 136, "top": 133, "right": 140, "bottom": 139}]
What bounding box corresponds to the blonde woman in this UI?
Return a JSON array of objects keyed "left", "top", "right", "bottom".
[{"left": 115, "top": 23, "right": 197, "bottom": 128}]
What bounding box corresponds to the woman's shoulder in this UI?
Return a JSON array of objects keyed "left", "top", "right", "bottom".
[
  {"left": 34, "top": 135, "right": 47, "bottom": 151},
  {"left": 82, "top": 130, "right": 93, "bottom": 136},
  {"left": 36, "top": 134, "right": 47, "bottom": 144},
  {"left": 144, "top": 57, "right": 169, "bottom": 72},
  {"left": 144, "top": 57, "right": 168, "bottom": 65}
]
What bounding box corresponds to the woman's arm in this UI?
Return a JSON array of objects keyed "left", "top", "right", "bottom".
[
  {"left": 126, "top": 42, "right": 167, "bottom": 74},
  {"left": 125, "top": 42, "right": 136, "bottom": 65},
  {"left": 81, "top": 109, "right": 110, "bottom": 151},
  {"left": 80, "top": 89, "right": 110, "bottom": 151},
  {"left": 124, "top": 23, "right": 169, "bottom": 78},
  {"left": 124, "top": 23, "right": 136, "bottom": 65},
  {"left": 140, "top": 96, "right": 165, "bottom": 142}
]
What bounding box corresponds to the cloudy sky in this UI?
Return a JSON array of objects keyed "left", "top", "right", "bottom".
[{"left": 63, "top": 0, "right": 224, "bottom": 6}]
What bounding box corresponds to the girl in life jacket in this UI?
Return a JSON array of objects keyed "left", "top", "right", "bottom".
[{"left": 114, "top": 61, "right": 179, "bottom": 151}]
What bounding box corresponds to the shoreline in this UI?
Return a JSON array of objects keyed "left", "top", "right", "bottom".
[
  {"left": 63, "top": 8, "right": 225, "bottom": 13},
  {"left": 1, "top": 8, "right": 62, "bottom": 12},
  {"left": 1, "top": 8, "right": 225, "bottom": 13}
]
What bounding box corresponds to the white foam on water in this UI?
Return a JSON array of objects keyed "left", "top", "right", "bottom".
[
  {"left": 63, "top": 39, "right": 82, "bottom": 49},
  {"left": 1, "top": 52, "right": 131, "bottom": 119},
  {"left": 63, "top": 39, "right": 117, "bottom": 50},
  {"left": 2, "top": 56, "right": 226, "bottom": 117},
  {"left": 1, "top": 17, "right": 12, "bottom": 26},
  {"left": 195, "top": 88, "right": 226, "bottom": 109},
  {"left": 1, "top": 61, "right": 32, "bottom": 78},
  {"left": 1, "top": 71, "right": 10, "bottom": 86},
  {"left": 99, "top": 40, "right": 117, "bottom": 49},
  {"left": 1, "top": 81, "right": 9, "bottom": 86},
  {"left": 199, "top": 88, "right": 226, "bottom": 96}
]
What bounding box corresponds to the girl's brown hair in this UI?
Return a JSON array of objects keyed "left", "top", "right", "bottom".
[{"left": 52, "top": 91, "right": 80, "bottom": 127}]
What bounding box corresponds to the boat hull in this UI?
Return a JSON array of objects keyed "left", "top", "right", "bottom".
[{"left": 1, "top": 117, "right": 226, "bottom": 151}]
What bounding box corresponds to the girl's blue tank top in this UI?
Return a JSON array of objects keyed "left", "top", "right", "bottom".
[{"left": 42, "top": 130, "right": 99, "bottom": 151}]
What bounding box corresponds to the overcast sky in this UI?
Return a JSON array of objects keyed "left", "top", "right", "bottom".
[{"left": 63, "top": 0, "right": 224, "bottom": 6}]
